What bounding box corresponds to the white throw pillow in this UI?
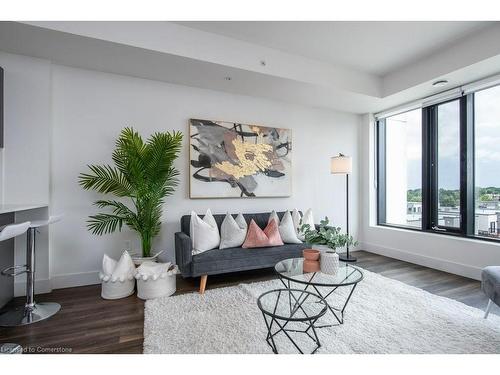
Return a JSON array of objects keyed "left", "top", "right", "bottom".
[
  {"left": 190, "top": 209, "right": 221, "bottom": 255},
  {"left": 268, "top": 210, "right": 280, "bottom": 225},
  {"left": 220, "top": 213, "right": 248, "bottom": 249},
  {"left": 268, "top": 210, "right": 302, "bottom": 244}
]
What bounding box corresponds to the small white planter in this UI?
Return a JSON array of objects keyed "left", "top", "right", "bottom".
[
  {"left": 320, "top": 251, "right": 340, "bottom": 275},
  {"left": 135, "top": 261, "right": 178, "bottom": 300},
  {"left": 131, "top": 250, "right": 164, "bottom": 265}
]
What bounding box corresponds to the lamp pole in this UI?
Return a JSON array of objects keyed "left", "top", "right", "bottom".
[
  {"left": 339, "top": 172, "right": 356, "bottom": 262},
  {"left": 331, "top": 153, "right": 356, "bottom": 263}
]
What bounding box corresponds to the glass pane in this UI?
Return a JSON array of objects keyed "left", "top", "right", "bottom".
[
  {"left": 474, "top": 85, "right": 500, "bottom": 239},
  {"left": 384, "top": 108, "right": 422, "bottom": 227},
  {"left": 436, "top": 100, "right": 461, "bottom": 228}
]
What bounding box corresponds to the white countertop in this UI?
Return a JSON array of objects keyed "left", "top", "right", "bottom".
[{"left": 0, "top": 204, "right": 48, "bottom": 214}]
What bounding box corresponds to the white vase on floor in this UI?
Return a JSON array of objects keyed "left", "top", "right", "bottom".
[{"left": 320, "top": 251, "right": 340, "bottom": 275}]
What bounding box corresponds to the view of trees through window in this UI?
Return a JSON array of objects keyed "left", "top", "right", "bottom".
[{"left": 379, "top": 83, "right": 500, "bottom": 241}]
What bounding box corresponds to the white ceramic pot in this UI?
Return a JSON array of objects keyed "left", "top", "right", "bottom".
[
  {"left": 312, "top": 244, "right": 330, "bottom": 253},
  {"left": 135, "top": 261, "right": 178, "bottom": 300},
  {"left": 131, "top": 250, "right": 164, "bottom": 265},
  {"left": 320, "top": 251, "right": 340, "bottom": 275}
]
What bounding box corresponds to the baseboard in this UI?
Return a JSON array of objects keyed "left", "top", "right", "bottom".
[
  {"left": 13, "top": 271, "right": 100, "bottom": 296},
  {"left": 50, "top": 270, "right": 100, "bottom": 290},
  {"left": 360, "top": 242, "right": 483, "bottom": 281}
]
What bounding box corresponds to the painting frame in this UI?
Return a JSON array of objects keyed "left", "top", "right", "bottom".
[{"left": 189, "top": 118, "right": 293, "bottom": 199}]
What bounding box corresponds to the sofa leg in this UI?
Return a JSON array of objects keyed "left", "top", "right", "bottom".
[{"left": 199, "top": 275, "right": 208, "bottom": 294}]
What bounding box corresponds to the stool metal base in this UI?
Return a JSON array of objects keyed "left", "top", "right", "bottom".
[{"left": 0, "top": 302, "right": 60, "bottom": 327}]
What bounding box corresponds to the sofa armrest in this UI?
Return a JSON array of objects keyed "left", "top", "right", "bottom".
[{"left": 175, "top": 232, "right": 192, "bottom": 276}]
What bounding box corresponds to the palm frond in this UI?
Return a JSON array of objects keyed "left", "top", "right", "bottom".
[
  {"left": 87, "top": 213, "right": 124, "bottom": 235},
  {"left": 78, "top": 165, "right": 133, "bottom": 197}
]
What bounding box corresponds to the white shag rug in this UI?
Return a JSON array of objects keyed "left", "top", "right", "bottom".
[{"left": 144, "top": 268, "right": 500, "bottom": 354}]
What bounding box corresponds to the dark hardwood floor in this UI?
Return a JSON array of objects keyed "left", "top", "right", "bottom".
[{"left": 0, "top": 250, "right": 496, "bottom": 354}]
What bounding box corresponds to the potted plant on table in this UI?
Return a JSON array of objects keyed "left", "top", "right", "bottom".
[
  {"left": 79, "top": 127, "right": 183, "bottom": 264},
  {"left": 301, "top": 217, "right": 357, "bottom": 275}
]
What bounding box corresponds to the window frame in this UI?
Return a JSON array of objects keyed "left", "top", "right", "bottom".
[{"left": 376, "top": 90, "right": 500, "bottom": 244}]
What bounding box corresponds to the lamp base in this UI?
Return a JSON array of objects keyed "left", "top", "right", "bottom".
[{"left": 339, "top": 253, "right": 357, "bottom": 263}]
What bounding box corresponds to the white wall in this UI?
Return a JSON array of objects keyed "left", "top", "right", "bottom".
[
  {"left": 0, "top": 52, "right": 52, "bottom": 294},
  {"left": 360, "top": 114, "right": 500, "bottom": 280},
  {"left": 48, "top": 65, "right": 360, "bottom": 287}
]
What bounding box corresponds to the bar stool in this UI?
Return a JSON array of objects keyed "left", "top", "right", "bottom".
[
  {"left": 0, "top": 222, "right": 30, "bottom": 354},
  {"left": 0, "top": 215, "right": 62, "bottom": 326}
]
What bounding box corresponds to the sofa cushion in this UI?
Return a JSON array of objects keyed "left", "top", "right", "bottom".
[{"left": 191, "top": 243, "right": 307, "bottom": 276}]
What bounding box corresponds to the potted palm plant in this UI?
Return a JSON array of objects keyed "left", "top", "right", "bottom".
[{"left": 79, "top": 127, "right": 183, "bottom": 264}]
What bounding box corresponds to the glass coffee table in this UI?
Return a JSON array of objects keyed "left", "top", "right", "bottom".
[
  {"left": 257, "top": 288, "right": 327, "bottom": 354},
  {"left": 275, "top": 258, "right": 364, "bottom": 326}
]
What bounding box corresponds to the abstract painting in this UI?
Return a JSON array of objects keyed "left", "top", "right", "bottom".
[{"left": 189, "top": 119, "right": 292, "bottom": 198}]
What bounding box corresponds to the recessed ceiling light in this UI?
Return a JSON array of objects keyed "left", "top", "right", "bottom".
[
  {"left": 260, "top": 60, "right": 266, "bottom": 66},
  {"left": 224, "top": 76, "right": 232, "bottom": 81},
  {"left": 433, "top": 79, "right": 448, "bottom": 87}
]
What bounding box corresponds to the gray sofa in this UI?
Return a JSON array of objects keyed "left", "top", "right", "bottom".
[{"left": 175, "top": 211, "right": 309, "bottom": 293}]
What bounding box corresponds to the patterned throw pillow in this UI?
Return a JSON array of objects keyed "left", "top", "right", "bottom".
[
  {"left": 292, "top": 208, "right": 314, "bottom": 241},
  {"left": 242, "top": 219, "right": 284, "bottom": 248}
]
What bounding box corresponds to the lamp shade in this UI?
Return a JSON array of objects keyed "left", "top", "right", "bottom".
[{"left": 330, "top": 154, "right": 352, "bottom": 174}]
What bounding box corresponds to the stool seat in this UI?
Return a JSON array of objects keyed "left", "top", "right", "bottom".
[
  {"left": 29, "top": 214, "right": 63, "bottom": 228},
  {"left": 0, "top": 222, "right": 31, "bottom": 242}
]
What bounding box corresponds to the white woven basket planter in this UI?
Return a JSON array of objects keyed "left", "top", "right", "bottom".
[
  {"left": 136, "top": 262, "right": 179, "bottom": 300},
  {"left": 99, "top": 272, "right": 136, "bottom": 300}
]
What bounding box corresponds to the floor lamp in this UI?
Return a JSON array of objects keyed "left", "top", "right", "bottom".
[{"left": 331, "top": 153, "right": 356, "bottom": 262}]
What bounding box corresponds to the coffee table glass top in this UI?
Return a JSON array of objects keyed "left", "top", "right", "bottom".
[
  {"left": 275, "top": 258, "right": 363, "bottom": 287},
  {"left": 257, "top": 289, "right": 327, "bottom": 322}
]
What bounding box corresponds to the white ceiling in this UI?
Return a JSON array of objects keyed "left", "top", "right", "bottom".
[
  {"left": 2, "top": 21, "right": 500, "bottom": 114},
  {"left": 176, "top": 21, "right": 490, "bottom": 76}
]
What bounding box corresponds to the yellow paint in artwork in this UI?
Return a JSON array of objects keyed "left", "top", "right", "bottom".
[{"left": 214, "top": 138, "right": 273, "bottom": 179}]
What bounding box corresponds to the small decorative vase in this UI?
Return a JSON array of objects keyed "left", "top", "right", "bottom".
[
  {"left": 303, "top": 259, "right": 320, "bottom": 273},
  {"left": 320, "top": 251, "right": 339, "bottom": 275},
  {"left": 303, "top": 249, "right": 320, "bottom": 261}
]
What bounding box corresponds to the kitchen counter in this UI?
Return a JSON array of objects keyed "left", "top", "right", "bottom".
[{"left": 0, "top": 204, "right": 48, "bottom": 214}]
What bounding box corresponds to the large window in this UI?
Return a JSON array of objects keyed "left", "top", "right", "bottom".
[
  {"left": 474, "top": 85, "right": 500, "bottom": 239},
  {"left": 436, "top": 100, "right": 461, "bottom": 229},
  {"left": 377, "top": 83, "right": 500, "bottom": 243},
  {"left": 378, "top": 109, "right": 422, "bottom": 227}
]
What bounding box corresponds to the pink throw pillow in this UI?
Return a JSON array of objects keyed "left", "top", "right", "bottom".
[{"left": 242, "top": 219, "right": 284, "bottom": 248}]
